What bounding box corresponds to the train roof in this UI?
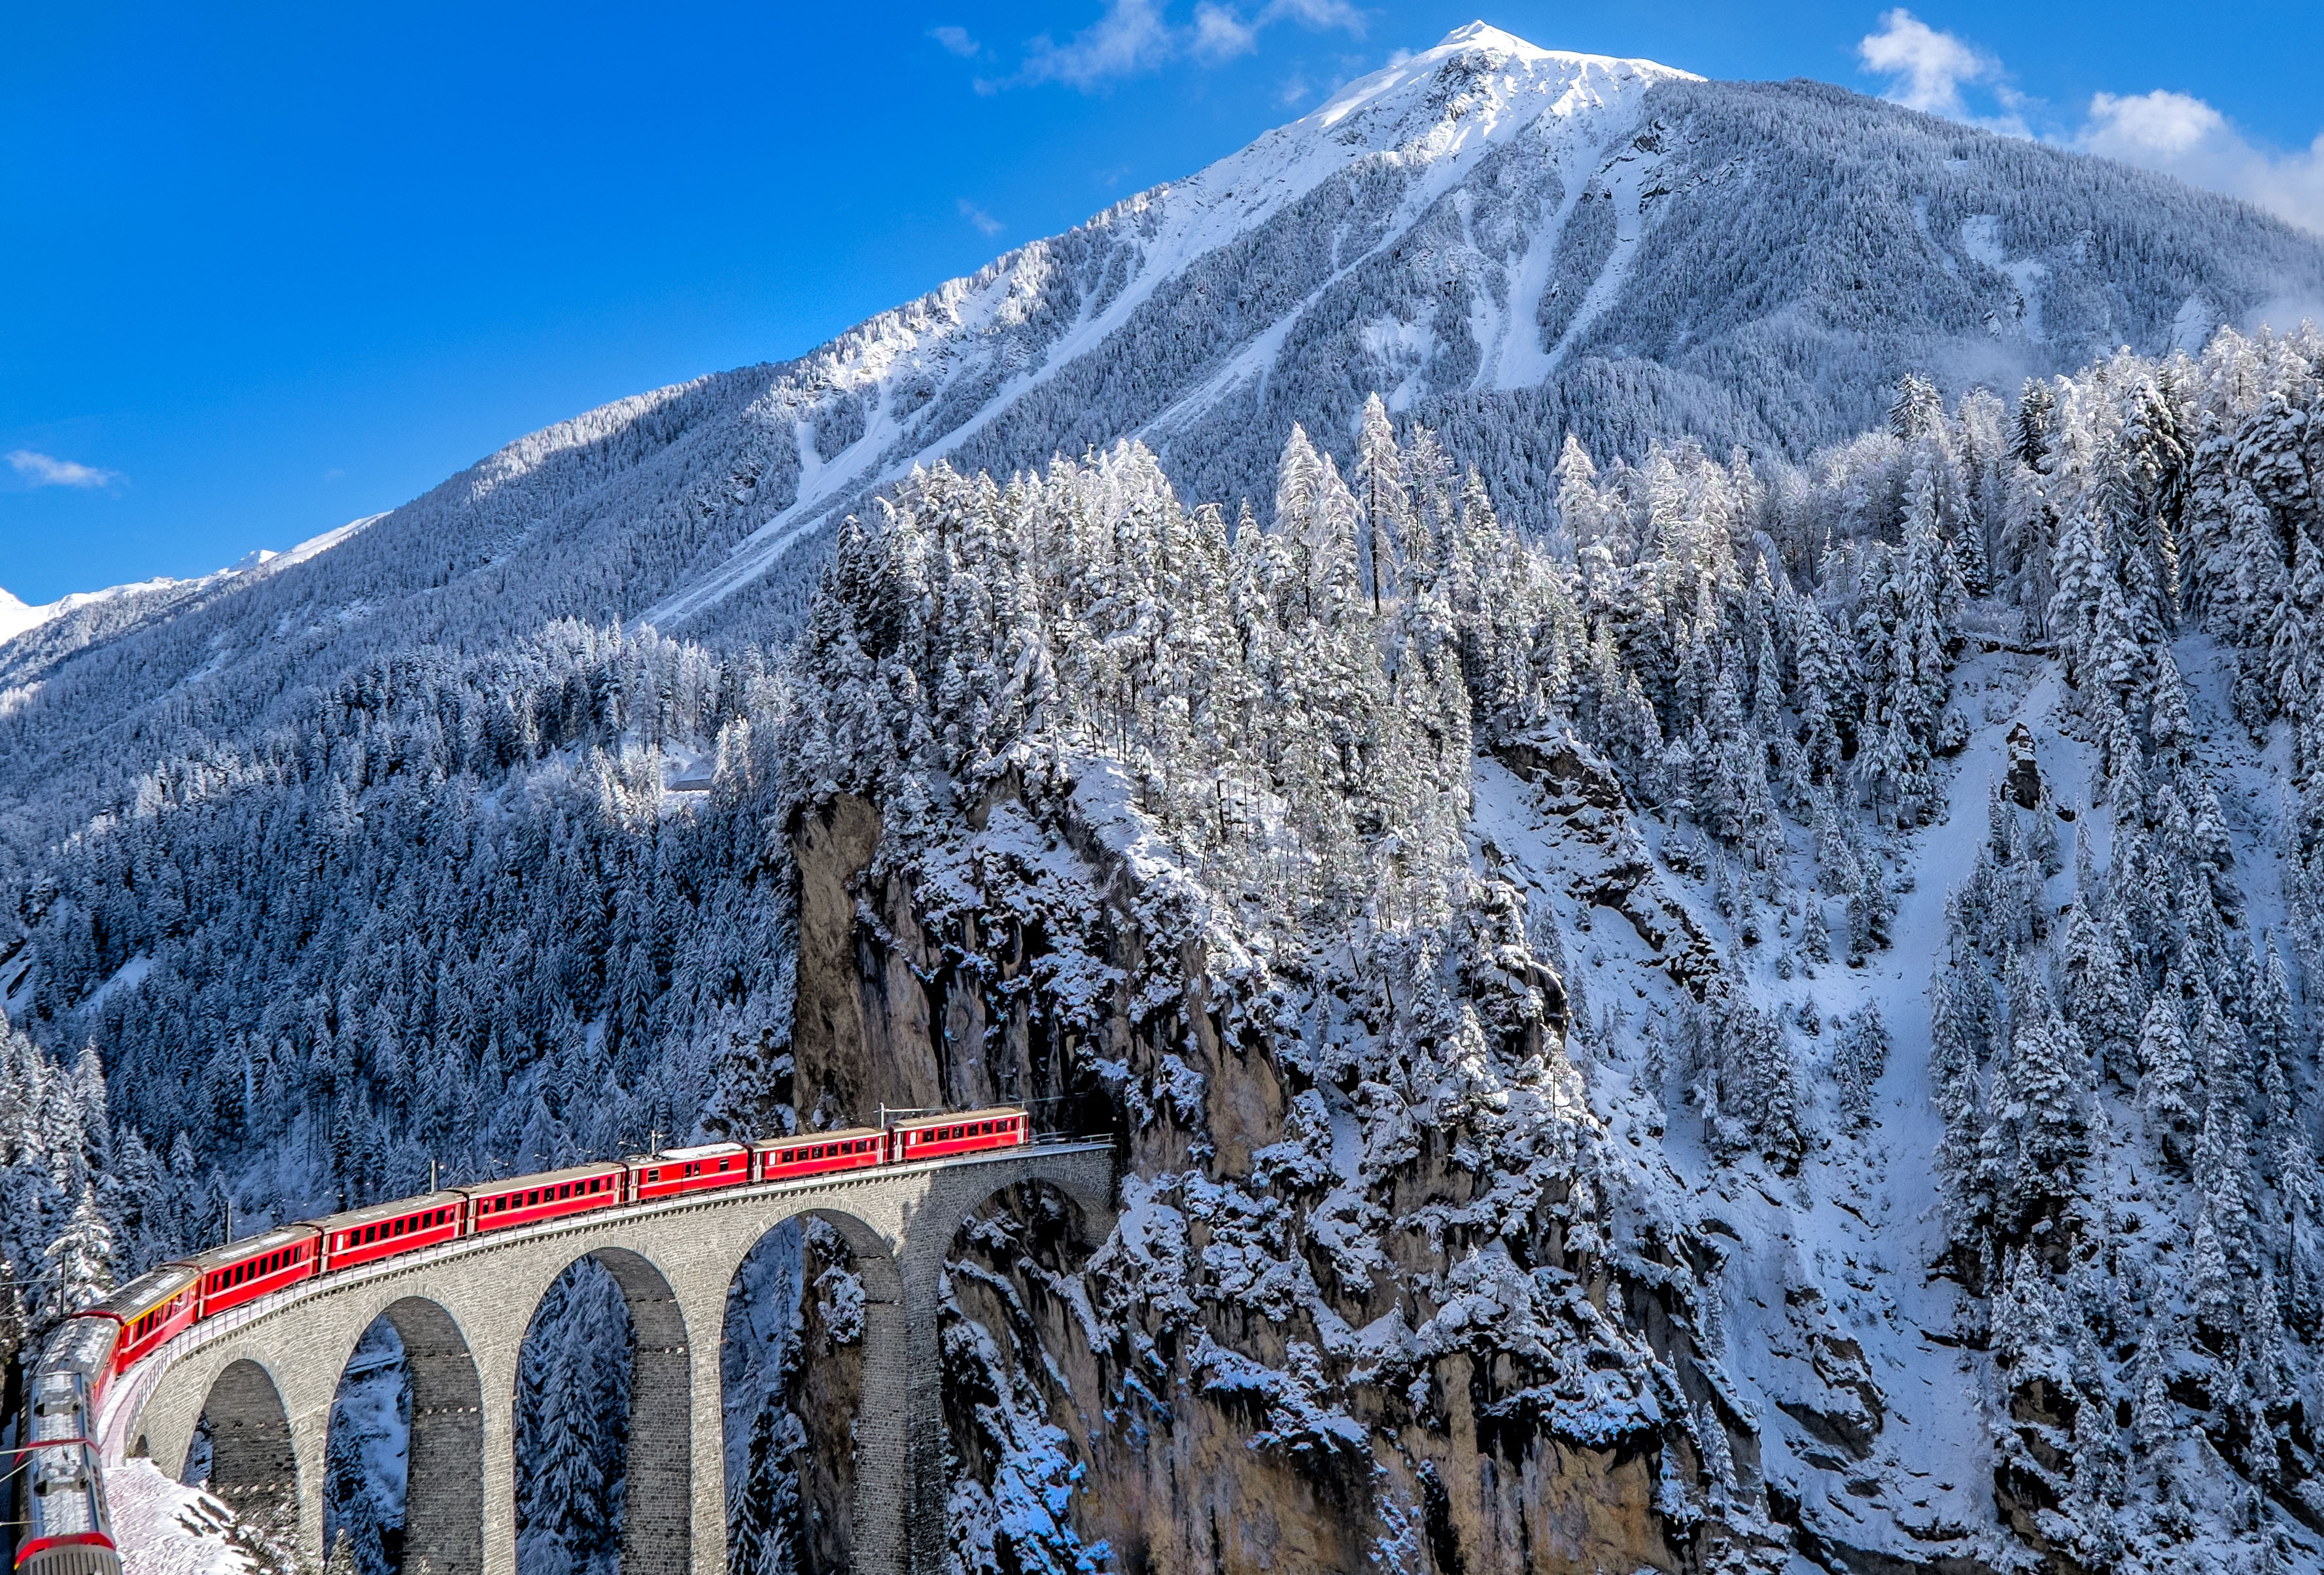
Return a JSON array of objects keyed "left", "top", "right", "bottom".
[
  {"left": 752, "top": 1126, "right": 882, "bottom": 1147},
  {"left": 179, "top": 1225, "right": 321, "bottom": 1272},
  {"left": 305, "top": 1190, "right": 468, "bottom": 1234},
  {"left": 37, "top": 1317, "right": 117, "bottom": 1374},
  {"left": 889, "top": 1105, "right": 1028, "bottom": 1128},
  {"left": 458, "top": 1160, "right": 627, "bottom": 1196},
  {"left": 648, "top": 1141, "right": 748, "bottom": 1162},
  {"left": 92, "top": 1264, "right": 198, "bottom": 1321}
]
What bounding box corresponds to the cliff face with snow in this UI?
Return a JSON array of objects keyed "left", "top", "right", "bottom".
[
  {"left": 731, "top": 331, "right": 2324, "bottom": 1572},
  {"left": 8, "top": 23, "right": 2324, "bottom": 1575}
]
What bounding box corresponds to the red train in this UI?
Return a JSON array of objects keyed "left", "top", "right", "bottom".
[{"left": 16, "top": 1107, "right": 1031, "bottom": 1575}]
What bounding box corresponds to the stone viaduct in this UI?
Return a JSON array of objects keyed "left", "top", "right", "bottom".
[{"left": 94, "top": 1143, "right": 1116, "bottom": 1575}]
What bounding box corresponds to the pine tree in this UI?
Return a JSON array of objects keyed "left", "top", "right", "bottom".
[
  {"left": 1984, "top": 964, "right": 2091, "bottom": 1230},
  {"left": 39, "top": 1180, "right": 115, "bottom": 1329},
  {"left": 2136, "top": 986, "right": 2199, "bottom": 1156},
  {"left": 1353, "top": 393, "right": 1408, "bottom": 615}
]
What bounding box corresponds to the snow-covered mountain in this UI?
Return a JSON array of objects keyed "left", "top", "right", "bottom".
[{"left": 10, "top": 22, "right": 2324, "bottom": 1575}]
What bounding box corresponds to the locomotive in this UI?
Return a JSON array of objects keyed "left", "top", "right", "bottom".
[{"left": 12, "top": 1107, "right": 1030, "bottom": 1575}]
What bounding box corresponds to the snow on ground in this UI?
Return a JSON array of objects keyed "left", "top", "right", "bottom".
[
  {"left": 109, "top": 1459, "right": 258, "bottom": 1575},
  {"left": 0, "top": 589, "right": 52, "bottom": 646},
  {"left": 80, "top": 956, "right": 154, "bottom": 1014}
]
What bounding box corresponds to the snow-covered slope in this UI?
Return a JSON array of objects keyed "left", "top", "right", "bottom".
[
  {"left": 642, "top": 26, "right": 1691, "bottom": 625},
  {"left": 0, "top": 589, "right": 51, "bottom": 646}
]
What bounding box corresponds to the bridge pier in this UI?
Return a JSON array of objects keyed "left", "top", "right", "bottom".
[
  {"left": 899, "top": 1256, "right": 948, "bottom": 1575},
  {"left": 474, "top": 1345, "right": 520, "bottom": 1575},
  {"left": 291, "top": 1406, "right": 329, "bottom": 1569},
  {"left": 390, "top": 1298, "right": 486, "bottom": 1575}
]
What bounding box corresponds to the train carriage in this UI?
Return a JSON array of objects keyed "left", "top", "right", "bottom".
[
  {"left": 627, "top": 1142, "right": 752, "bottom": 1201},
  {"left": 313, "top": 1190, "right": 467, "bottom": 1273},
  {"left": 752, "top": 1127, "right": 884, "bottom": 1183},
  {"left": 886, "top": 1106, "right": 1030, "bottom": 1163},
  {"left": 84, "top": 1266, "right": 199, "bottom": 1376},
  {"left": 27, "top": 1368, "right": 94, "bottom": 1449},
  {"left": 186, "top": 1227, "right": 322, "bottom": 1319},
  {"left": 16, "top": 1442, "right": 114, "bottom": 1575},
  {"left": 460, "top": 1162, "right": 626, "bottom": 1232},
  {"left": 33, "top": 1319, "right": 120, "bottom": 1420}
]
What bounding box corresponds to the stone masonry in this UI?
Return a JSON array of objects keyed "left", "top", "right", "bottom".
[{"left": 97, "top": 1145, "right": 1116, "bottom": 1575}]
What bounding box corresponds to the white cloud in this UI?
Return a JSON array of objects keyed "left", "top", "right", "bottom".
[
  {"left": 1857, "top": 9, "right": 1994, "bottom": 120},
  {"left": 2079, "top": 91, "right": 2324, "bottom": 235},
  {"left": 1260, "top": 0, "right": 1364, "bottom": 35},
  {"left": 958, "top": 199, "right": 1005, "bottom": 237},
  {"left": 7, "top": 450, "right": 120, "bottom": 489},
  {"left": 1192, "top": 3, "right": 1258, "bottom": 63},
  {"left": 986, "top": 0, "right": 1362, "bottom": 92},
  {"left": 1852, "top": 11, "right": 2323, "bottom": 236},
  {"left": 1016, "top": 0, "right": 1175, "bottom": 89},
  {"left": 928, "top": 26, "right": 980, "bottom": 59}
]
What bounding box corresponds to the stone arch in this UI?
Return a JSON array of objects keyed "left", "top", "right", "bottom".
[
  {"left": 195, "top": 1359, "right": 300, "bottom": 1548},
  {"left": 517, "top": 1246, "right": 691, "bottom": 1575},
  {"left": 895, "top": 1155, "right": 1119, "bottom": 1575},
  {"left": 324, "top": 1297, "right": 484, "bottom": 1575},
  {"left": 720, "top": 1205, "right": 906, "bottom": 1575}
]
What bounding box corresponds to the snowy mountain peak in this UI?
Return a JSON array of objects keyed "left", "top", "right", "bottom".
[
  {"left": 616, "top": 18, "right": 2324, "bottom": 636},
  {"left": 1305, "top": 22, "right": 1695, "bottom": 140},
  {"left": 0, "top": 588, "right": 39, "bottom": 646}
]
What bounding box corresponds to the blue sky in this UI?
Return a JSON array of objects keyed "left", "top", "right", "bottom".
[{"left": 5, "top": 1, "right": 2321, "bottom": 604}]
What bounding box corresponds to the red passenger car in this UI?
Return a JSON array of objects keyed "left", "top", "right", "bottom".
[
  {"left": 188, "top": 1227, "right": 322, "bottom": 1318},
  {"left": 461, "top": 1163, "right": 626, "bottom": 1233},
  {"left": 314, "top": 1191, "right": 468, "bottom": 1273},
  {"left": 87, "top": 1266, "right": 201, "bottom": 1375},
  {"left": 754, "top": 1128, "right": 884, "bottom": 1183},
  {"left": 886, "top": 1107, "right": 1030, "bottom": 1163},
  {"left": 627, "top": 1142, "right": 752, "bottom": 1201}
]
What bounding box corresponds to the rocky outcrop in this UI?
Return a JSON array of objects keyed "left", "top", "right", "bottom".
[{"left": 784, "top": 770, "right": 1702, "bottom": 1575}]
